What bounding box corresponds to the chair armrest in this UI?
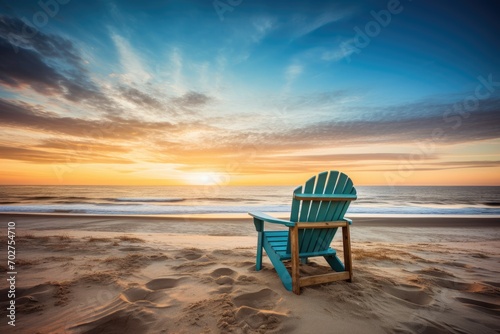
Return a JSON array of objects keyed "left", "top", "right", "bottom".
[
  {"left": 248, "top": 211, "right": 295, "bottom": 227},
  {"left": 343, "top": 217, "right": 353, "bottom": 225}
]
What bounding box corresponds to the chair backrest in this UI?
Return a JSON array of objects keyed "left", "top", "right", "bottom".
[{"left": 287, "top": 171, "right": 357, "bottom": 254}]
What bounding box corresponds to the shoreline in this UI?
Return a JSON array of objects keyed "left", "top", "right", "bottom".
[
  {"left": 2, "top": 212, "right": 500, "bottom": 228},
  {"left": 1, "top": 211, "right": 500, "bottom": 219}
]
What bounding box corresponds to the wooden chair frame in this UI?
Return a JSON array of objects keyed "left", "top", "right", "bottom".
[
  {"left": 252, "top": 215, "right": 353, "bottom": 295},
  {"left": 290, "top": 221, "right": 352, "bottom": 294},
  {"left": 249, "top": 170, "right": 356, "bottom": 295}
]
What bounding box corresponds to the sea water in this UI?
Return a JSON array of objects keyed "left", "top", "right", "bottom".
[{"left": 0, "top": 185, "right": 499, "bottom": 217}]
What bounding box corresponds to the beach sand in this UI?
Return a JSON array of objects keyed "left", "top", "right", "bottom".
[{"left": 1, "top": 214, "right": 499, "bottom": 333}]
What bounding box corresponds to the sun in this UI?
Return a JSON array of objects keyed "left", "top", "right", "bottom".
[{"left": 186, "top": 172, "right": 223, "bottom": 185}]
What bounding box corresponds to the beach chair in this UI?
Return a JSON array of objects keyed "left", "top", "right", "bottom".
[{"left": 249, "top": 170, "right": 357, "bottom": 294}]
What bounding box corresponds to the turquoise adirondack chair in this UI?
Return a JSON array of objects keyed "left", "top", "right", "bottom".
[{"left": 249, "top": 171, "right": 357, "bottom": 294}]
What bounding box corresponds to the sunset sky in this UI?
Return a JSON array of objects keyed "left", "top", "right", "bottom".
[{"left": 0, "top": 0, "right": 499, "bottom": 186}]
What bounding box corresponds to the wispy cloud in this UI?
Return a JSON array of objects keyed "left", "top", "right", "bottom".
[
  {"left": 293, "top": 10, "right": 352, "bottom": 39},
  {"left": 362, "top": 160, "right": 500, "bottom": 173},
  {"left": 110, "top": 31, "right": 151, "bottom": 84},
  {"left": 262, "top": 98, "right": 500, "bottom": 147},
  {"left": 37, "top": 138, "right": 129, "bottom": 154},
  {"left": 0, "top": 145, "right": 132, "bottom": 164},
  {"left": 321, "top": 38, "right": 357, "bottom": 62},
  {"left": 251, "top": 16, "right": 276, "bottom": 43},
  {"left": 157, "top": 95, "right": 500, "bottom": 156},
  {"left": 169, "top": 47, "right": 184, "bottom": 94},
  {"left": 118, "top": 86, "right": 164, "bottom": 110},
  {"left": 0, "top": 98, "right": 177, "bottom": 140},
  {"left": 283, "top": 63, "right": 303, "bottom": 93},
  {"left": 172, "top": 91, "right": 212, "bottom": 109}
]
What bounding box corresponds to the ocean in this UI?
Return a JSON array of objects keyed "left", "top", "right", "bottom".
[{"left": 0, "top": 185, "right": 499, "bottom": 217}]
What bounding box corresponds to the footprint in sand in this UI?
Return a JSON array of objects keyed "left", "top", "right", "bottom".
[
  {"left": 235, "top": 306, "right": 286, "bottom": 331},
  {"left": 119, "top": 278, "right": 185, "bottom": 308},
  {"left": 177, "top": 249, "right": 203, "bottom": 260},
  {"left": 72, "top": 278, "right": 186, "bottom": 333},
  {"left": 233, "top": 288, "right": 280, "bottom": 310},
  {"left": 120, "top": 287, "right": 151, "bottom": 302},
  {"left": 236, "top": 275, "right": 259, "bottom": 285},
  {"left": 382, "top": 284, "right": 433, "bottom": 306},
  {"left": 145, "top": 277, "right": 184, "bottom": 290},
  {"left": 232, "top": 288, "right": 286, "bottom": 331},
  {"left": 120, "top": 287, "right": 175, "bottom": 308},
  {"left": 215, "top": 276, "right": 235, "bottom": 285},
  {"left": 209, "top": 268, "right": 237, "bottom": 293},
  {"left": 210, "top": 267, "right": 237, "bottom": 278}
]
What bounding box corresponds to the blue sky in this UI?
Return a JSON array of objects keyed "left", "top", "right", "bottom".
[{"left": 0, "top": 0, "right": 499, "bottom": 185}]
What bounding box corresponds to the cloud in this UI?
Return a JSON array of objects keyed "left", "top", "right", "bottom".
[
  {"left": 172, "top": 91, "right": 212, "bottom": 108},
  {"left": 170, "top": 47, "right": 183, "bottom": 93},
  {"left": 251, "top": 16, "right": 276, "bottom": 43},
  {"left": 145, "top": 93, "right": 500, "bottom": 164},
  {"left": 0, "top": 98, "right": 177, "bottom": 139},
  {"left": 362, "top": 160, "right": 500, "bottom": 172},
  {"left": 0, "top": 15, "right": 84, "bottom": 70},
  {"left": 110, "top": 31, "right": 151, "bottom": 84},
  {"left": 0, "top": 15, "right": 112, "bottom": 105},
  {"left": 36, "top": 138, "right": 130, "bottom": 154},
  {"left": 118, "top": 86, "right": 164, "bottom": 110},
  {"left": 258, "top": 153, "right": 436, "bottom": 162},
  {"left": 229, "top": 94, "right": 499, "bottom": 151},
  {"left": 268, "top": 106, "right": 500, "bottom": 147},
  {"left": 285, "top": 64, "right": 303, "bottom": 80},
  {"left": 293, "top": 10, "right": 352, "bottom": 39},
  {"left": 283, "top": 63, "right": 303, "bottom": 92},
  {"left": 0, "top": 36, "right": 66, "bottom": 94},
  {"left": 321, "top": 38, "right": 357, "bottom": 62},
  {"left": 166, "top": 149, "right": 413, "bottom": 175},
  {"left": 0, "top": 145, "right": 132, "bottom": 164},
  {"left": 152, "top": 95, "right": 500, "bottom": 164},
  {"left": 272, "top": 90, "right": 354, "bottom": 114}
]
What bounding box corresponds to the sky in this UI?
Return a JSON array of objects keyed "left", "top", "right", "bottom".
[{"left": 0, "top": 0, "right": 499, "bottom": 186}]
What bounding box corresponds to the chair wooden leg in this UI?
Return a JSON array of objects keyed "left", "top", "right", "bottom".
[
  {"left": 290, "top": 226, "right": 301, "bottom": 294},
  {"left": 342, "top": 225, "right": 353, "bottom": 282}
]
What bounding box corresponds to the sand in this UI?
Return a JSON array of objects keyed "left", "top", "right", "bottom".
[{"left": 1, "top": 214, "right": 499, "bottom": 333}]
